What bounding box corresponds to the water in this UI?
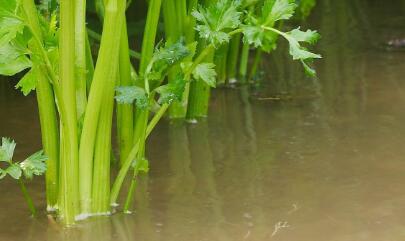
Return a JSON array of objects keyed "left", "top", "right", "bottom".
[{"left": 1, "top": 0, "right": 405, "bottom": 240}]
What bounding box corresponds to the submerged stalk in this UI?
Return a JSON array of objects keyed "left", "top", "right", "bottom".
[
  {"left": 21, "top": 0, "right": 60, "bottom": 210},
  {"left": 18, "top": 179, "right": 36, "bottom": 216},
  {"left": 59, "top": 0, "right": 80, "bottom": 225},
  {"left": 79, "top": 0, "right": 126, "bottom": 216}
]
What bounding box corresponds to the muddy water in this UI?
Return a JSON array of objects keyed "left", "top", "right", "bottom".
[{"left": 1, "top": 0, "right": 405, "bottom": 240}]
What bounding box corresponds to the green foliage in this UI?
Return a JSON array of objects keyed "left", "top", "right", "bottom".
[
  {"left": 274, "top": 27, "right": 321, "bottom": 76},
  {"left": 20, "top": 150, "right": 47, "bottom": 180},
  {"left": 146, "top": 39, "right": 191, "bottom": 82},
  {"left": 115, "top": 86, "right": 149, "bottom": 109},
  {"left": 5, "top": 164, "right": 22, "bottom": 179},
  {"left": 155, "top": 74, "right": 186, "bottom": 105},
  {"left": 192, "top": 0, "right": 242, "bottom": 47},
  {"left": 0, "top": 137, "right": 47, "bottom": 180},
  {"left": 241, "top": 0, "right": 321, "bottom": 76},
  {"left": 0, "top": 137, "right": 16, "bottom": 162},
  {"left": 15, "top": 68, "right": 37, "bottom": 96},
  {"left": 192, "top": 63, "right": 217, "bottom": 87},
  {"left": 264, "top": 0, "right": 296, "bottom": 25}
]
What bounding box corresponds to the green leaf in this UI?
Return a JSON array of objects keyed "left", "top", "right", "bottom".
[
  {"left": 15, "top": 68, "right": 36, "bottom": 96},
  {"left": 192, "top": 63, "right": 217, "bottom": 87},
  {"left": 0, "top": 0, "right": 20, "bottom": 17},
  {"left": 0, "top": 137, "right": 16, "bottom": 162},
  {"left": 288, "top": 28, "right": 320, "bottom": 45},
  {"left": 155, "top": 74, "right": 186, "bottom": 105},
  {"left": 285, "top": 34, "right": 321, "bottom": 60},
  {"left": 192, "top": 0, "right": 242, "bottom": 46},
  {"left": 147, "top": 39, "right": 190, "bottom": 81},
  {"left": 0, "top": 55, "right": 31, "bottom": 76},
  {"left": 115, "top": 86, "right": 149, "bottom": 109},
  {"left": 6, "top": 164, "right": 22, "bottom": 179},
  {"left": 300, "top": 59, "right": 316, "bottom": 77},
  {"left": 242, "top": 25, "right": 278, "bottom": 52},
  {"left": 264, "top": 0, "right": 297, "bottom": 25},
  {"left": 0, "top": 17, "right": 25, "bottom": 46},
  {"left": 20, "top": 150, "right": 47, "bottom": 180}
]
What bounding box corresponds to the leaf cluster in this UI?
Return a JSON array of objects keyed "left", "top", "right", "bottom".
[
  {"left": 0, "top": 137, "right": 47, "bottom": 180},
  {"left": 192, "top": 0, "right": 242, "bottom": 47},
  {"left": 240, "top": 0, "right": 321, "bottom": 76},
  {"left": 116, "top": 39, "right": 192, "bottom": 107},
  {"left": 0, "top": 0, "right": 59, "bottom": 95}
]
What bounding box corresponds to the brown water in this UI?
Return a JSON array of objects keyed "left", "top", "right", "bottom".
[{"left": 1, "top": 0, "right": 405, "bottom": 240}]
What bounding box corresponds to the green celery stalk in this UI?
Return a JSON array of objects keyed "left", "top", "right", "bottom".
[
  {"left": 20, "top": 0, "right": 60, "bottom": 211},
  {"left": 186, "top": 43, "right": 215, "bottom": 120},
  {"left": 59, "top": 0, "right": 80, "bottom": 225},
  {"left": 117, "top": 19, "right": 134, "bottom": 166},
  {"left": 74, "top": 0, "right": 88, "bottom": 122},
  {"left": 226, "top": 33, "right": 241, "bottom": 83},
  {"left": 78, "top": 0, "right": 126, "bottom": 216},
  {"left": 239, "top": 41, "right": 250, "bottom": 82}
]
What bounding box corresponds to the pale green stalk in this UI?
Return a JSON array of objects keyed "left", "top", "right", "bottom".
[
  {"left": 78, "top": 0, "right": 126, "bottom": 215},
  {"left": 59, "top": 0, "right": 80, "bottom": 225},
  {"left": 20, "top": 0, "right": 60, "bottom": 210},
  {"left": 117, "top": 19, "right": 134, "bottom": 166},
  {"left": 75, "top": 0, "right": 88, "bottom": 120}
]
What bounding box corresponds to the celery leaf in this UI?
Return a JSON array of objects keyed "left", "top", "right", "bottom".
[
  {"left": 192, "top": 0, "right": 242, "bottom": 47},
  {"left": 0, "top": 137, "right": 16, "bottom": 162},
  {"left": 20, "top": 150, "right": 47, "bottom": 180},
  {"left": 155, "top": 74, "right": 186, "bottom": 105},
  {"left": 192, "top": 63, "right": 217, "bottom": 87},
  {"left": 6, "top": 164, "right": 22, "bottom": 179},
  {"left": 115, "top": 86, "right": 149, "bottom": 109},
  {"left": 15, "top": 68, "right": 36, "bottom": 96}
]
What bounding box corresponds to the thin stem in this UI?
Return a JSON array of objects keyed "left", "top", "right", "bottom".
[
  {"left": 110, "top": 104, "right": 169, "bottom": 206},
  {"left": 123, "top": 171, "right": 138, "bottom": 212},
  {"left": 18, "top": 179, "right": 36, "bottom": 216}
]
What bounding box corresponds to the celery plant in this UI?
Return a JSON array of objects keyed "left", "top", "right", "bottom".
[{"left": 0, "top": 138, "right": 47, "bottom": 216}]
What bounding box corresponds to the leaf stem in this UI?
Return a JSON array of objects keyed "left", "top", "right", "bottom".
[{"left": 18, "top": 179, "right": 36, "bottom": 216}]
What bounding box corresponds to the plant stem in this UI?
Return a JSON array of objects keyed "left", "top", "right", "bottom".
[
  {"left": 87, "top": 28, "right": 141, "bottom": 59},
  {"left": 164, "top": 0, "right": 188, "bottom": 118},
  {"left": 79, "top": 0, "right": 126, "bottom": 216},
  {"left": 226, "top": 33, "right": 241, "bottom": 83},
  {"left": 20, "top": 0, "right": 60, "bottom": 210},
  {"left": 18, "top": 179, "right": 36, "bottom": 216},
  {"left": 117, "top": 19, "right": 134, "bottom": 166},
  {"left": 214, "top": 43, "right": 229, "bottom": 86},
  {"left": 110, "top": 104, "right": 168, "bottom": 206},
  {"left": 74, "top": 0, "right": 88, "bottom": 122},
  {"left": 85, "top": 30, "right": 95, "bottom": 92},
  {"left": 186, "top": 44, "right": 215, "bottom": 120},
  {"left": 248, "top": 49, "right": 263, "bottom": 81},
  {"left": 139, "top": 0, "right": 162, "bottom": 75},
  {"left": 239, "top": 41, "right": 250, "bottom": 82},
  {"left": 59, "top": 0, "right": 80, "bottom": 225},
  {"left": 123, "top": 170, "right": 138, "bottom": 212}
]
